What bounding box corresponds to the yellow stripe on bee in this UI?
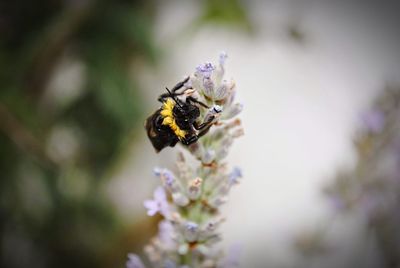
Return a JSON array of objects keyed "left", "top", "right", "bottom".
[
  {"left": 162, "top": 117, "right": 173, "bottom": 125},
  {"left": 161, "top": 98, "right": 186, "bottom": 139}
]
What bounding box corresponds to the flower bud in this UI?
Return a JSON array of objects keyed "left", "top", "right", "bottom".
[
  {"left": 188, "top": 142, "right": 204, "bottom": 160},
  {"left": 222, "top": 102, "right": 243, "bottom": 120},
  {"left": 224, "top": 87, "right": 236, "bottom": 107},
  {"left": 204, "top": 234, "right": 222, "bottom": 245},
  {"left": 214, "top": 80, "right": 235, "bottom": 101},
  {"left": 188, "top": 177, "right": 203, "bottom": 200},
  {"left": 219, "top": 51, "right": 228, "bottom": 66},
  {"left": 229, "top": 167, "right": 243, "bottom": 185},
  {"left": 158, "top": 169, "right": 189, "bottom": 206},
  {"left": 214, "top": 81, "right": 229, "bottom": 101},
  {"left": 203, "top": 105, "right": 222, "bottom": 126},
  {"left": 178, "top": 243, "right": 189, "bottom": 255},
  {"left": 202, "top": 77, "right": 214, "bottom": 98},
  {"left": 209, "top": 196, "right": 228, "bottom": 208},
  {"left": 202, "top": 149, "right": 215, "bottom": 165},
  {"left": 232, "top": 128, "right": 245, "bottom": 138},
  {"left": 184, "top": 221, "right": 199, "bottom": 242},
  {"left": 196, "top": 62, "right": 215, "bottom": 78},
  {"left": 199, "top": 218, "right": 225, "bottom": 240},
  {"left": 172, "top": 192, "right": 189, "bottom": 206}
]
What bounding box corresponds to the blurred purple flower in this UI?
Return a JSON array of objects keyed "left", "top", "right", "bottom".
[
  {"left": 361, "top": 109, "right": 385, "bottom": 133},
  {"left": 163, "top": 170, "right": 175, "bottom": 187},
  {"left": 219, "top": 51, "right": 228, "bottom": 66},
  {"left": 229, "top": 167, "right": 242, "bottom": 185},
  {"left": 327, "top": 194, "right": 346, "bottom": 211},
  {"left": 126, "top": 254, "right": 145, "bottom": 268},
  {"left": 185, "top": 221, "right": 198, "bottom": 232},
  {"left": 158, "top": 220, "right": 176, "bottom": 248},
  {"left": 143, "top": 186, "right": 168, "bottom": 216},
  {"left": 220, "top": 243, "right": 242, "bottom": 268},
  {"left": 154, "top": 167, "right": 175, "bottom": 187},
  {"left": 153, "top": 167, "right": 162, "bottom": 177}
]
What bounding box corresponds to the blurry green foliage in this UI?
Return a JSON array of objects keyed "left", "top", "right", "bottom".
[
  {"left": 0, "top": 1, "right": 157, "bottom": 267},
  {"left": 199, "top": 0, "right": 252, "bottom": 31}
]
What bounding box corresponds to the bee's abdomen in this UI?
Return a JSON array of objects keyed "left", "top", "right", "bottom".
[{"left": 145, "top": 110, "right": 179, "bottom": 152}]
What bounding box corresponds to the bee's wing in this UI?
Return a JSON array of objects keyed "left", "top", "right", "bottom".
[{"left": 144, "top": 114, "right": 157, "bottom": 139}]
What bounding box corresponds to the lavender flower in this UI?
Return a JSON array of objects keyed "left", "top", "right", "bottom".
[
  {"left": 127, "top": 52, "right": 244, "bottom": 268},
  {"left": 298, "top": 86, "right": 400, "bottom": 265},
  {"left": 143, "top": 186, "right": 169, "bottom": 217},
  {"left": 196, "top": 62, "right": 215, "bottom": 78},
  {"left": 183, "top": 222, "right": 199, "bottom": 242},
  {"left": 158, "top": 220, "right": 176, "bottom": 249},
  {"left": 229, "top": 167, "right": 243, "bottom": 185},
  {"left": 126, "top": 254, "right": 145, "bottom": 268},
  {"left": 361, "top": 109, "right": 385, "bottom": 133},
  {"left": 219, "top": 51, "right": 228, "bottom": 66},
  {"left": 219, "top": 244, "right": 242, "bottom": 268}
]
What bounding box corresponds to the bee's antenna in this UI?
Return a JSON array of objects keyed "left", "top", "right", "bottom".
[{"left": 166, "top": 87, "right": 182, "bottom": 108}]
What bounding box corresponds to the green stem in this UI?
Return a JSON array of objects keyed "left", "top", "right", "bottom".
[{"left": 181, "top": 250, "right": 192, "bottom": 266}]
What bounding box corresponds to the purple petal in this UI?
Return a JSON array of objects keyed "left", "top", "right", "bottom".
[
  {"left": 223, "top": 103, "right": 243, "bottom": 120},
  {"left": 185, "top": 221, "right": 198, "bottom": 232},
  {"left": 196, "top": 62, "right": 215, "bottom": 78},
  {"left": 219, "top": 51, "right": 228, "bottom": 66},
  {"left": 143, "top": 200, "right": 158, "bottom": 216},
  {"left": 229, "top": 167, "right": 242, "bottom": 184},
  {"left": 159, "top": 203, "right": 170, "bottom": 217},
  {"left": 126, "top": 254, "right": 146, "bottom": 268},
  {"left": 214, "top": 82, "right": 229, "bottom": 100},
  {"left": 153, "top": 167, "right": 162, "bottom": 177},
  {"left": 361, "top": 109, "right": 385, "bottom": 133},
  {"left": 162, "top": 170, "right": 175, "bottom": 187},
  {"left": 221, "top": 243, "right": 242, "bottom": 268},
  {"left": 154, "top": 186, "right": 166, "bottom": 201},
  {"left": 158, "top": 220, "right": 175, "bottom": 247},
  {"left": 202, "top": 77, "right": 214, "bottom": 98}
]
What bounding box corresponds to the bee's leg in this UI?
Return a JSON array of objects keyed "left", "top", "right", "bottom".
[
  {"left": 183, "top": 119, "right": 213, "bottom": 146},
  {"left": 182, "top": 135, "right": 198, "bottom": 145},
  {"left": 158, "top": 77, "right": 190, "bottom": 103},
  {"left": 171, "top": 76, "right": 190, "bottom": 92},
  {"left": 158, "top": 91, "right": 186, "bottom": 102},
  {"left": 194, "top": 104, "right": 223, "bottom": 130},
  {"left": 193, "top": 116, "right": 215, "bottom": 131},
  {"left": 197, "top": 125, "right": 212, "bottom": 139},
  {"left": 187, "top": 96, "right": 209, "bottom": 108},
  {"left": 193, "top": 106, "right": 222, "bottom": 138}
]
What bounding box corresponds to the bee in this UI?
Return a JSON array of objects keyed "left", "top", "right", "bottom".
[{"left": 145, "top": 77, "right": 219, "bottom": 152}]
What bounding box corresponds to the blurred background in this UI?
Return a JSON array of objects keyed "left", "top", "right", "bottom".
[{"left": 1, "top": 0, "right": 400, "bottom": 267}]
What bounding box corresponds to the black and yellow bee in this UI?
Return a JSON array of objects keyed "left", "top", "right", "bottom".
[{"left": 145, "top": 77, "right": 219, "bottom": 152}]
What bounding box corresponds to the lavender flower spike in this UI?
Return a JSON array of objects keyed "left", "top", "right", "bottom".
[
  {"left": 127, "top": 52, "right": 244, "bottom": 267},
  {"left": 126, "top": 254, "right": 146, "bottom": 268}
]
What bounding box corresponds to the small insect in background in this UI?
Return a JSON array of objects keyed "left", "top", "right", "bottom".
[{"left": 145, "top": 77, "right": 221, "bottom": 152}]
